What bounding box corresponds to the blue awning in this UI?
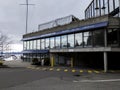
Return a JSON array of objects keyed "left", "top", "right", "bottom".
[
  {"left": 22, "top": 21, "right": 108, "bottom": 41},
  {"left": 22, "top": 50, "right": 49, "bottom": 54}
]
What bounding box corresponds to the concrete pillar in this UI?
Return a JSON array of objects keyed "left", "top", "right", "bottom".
[{"left": 104, "top": 52, "right": 108, "bottom": 72}]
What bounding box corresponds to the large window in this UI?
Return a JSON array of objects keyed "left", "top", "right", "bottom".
[
  {"left": 29, "top": 40, "right": 33, "bottom": 50},
  {"left": 50, "top": 37, "right": 55, "bottom": 49},
  {"left": 45, "top": 38, "right": 50, "bottom": 49},
  {"left": 61, "top": 35, "right": 67, "bottom": 48},
  {"left": 41, "top": 39, "right": 45, "bottom": 49},
  {"left": 93, "top": 30, "right": 104, "bottom": 46},
  {"left": 33, "top": 40, "right": 37, "bottom": 50},
  {"left": 23, "top": 41, "right": 27, "bottom": 50},
  {"left": 107, "top": 28, "right": 120, "bottom": 46},
  {"left": 83, "top": 32, "right": 92, "bottom": 47},
  {"left": 37, "top": 39, "right": 40, "bottom": 50},
  {"left": 26, "top": 41, "right": 30, "bottom": 50},
  {"left": 75, "top": 33, "right": 83, "bottom": 47},
  {"left": 68, "top": 34, "right": 74, "bottom": 48},
  {"left": 55, "top": 36, "right": 61, "bottom": 49}
]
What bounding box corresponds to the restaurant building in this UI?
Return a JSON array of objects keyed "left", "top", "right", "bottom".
[{"left": 22, "top": 0, "right": 120, "bottom": 72}]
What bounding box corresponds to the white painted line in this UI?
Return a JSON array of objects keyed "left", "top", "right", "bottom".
[{"left": 73, "top": 79, "right": 120, "bottom": 83}]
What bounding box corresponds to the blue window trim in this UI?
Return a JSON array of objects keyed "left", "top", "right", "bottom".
[{"left": 22, "top": 21, "right": 108, "bottom": 41}]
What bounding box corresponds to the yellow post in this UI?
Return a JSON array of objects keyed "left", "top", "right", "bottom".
[
  {"left": 51, "top": 56, "right": 54, "bottom": 67},
  {"left": 71, "top": 57, "right": 73, "bottom": 68}
]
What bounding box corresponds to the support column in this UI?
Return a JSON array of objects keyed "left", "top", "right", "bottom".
[{"left": 104, "top": 52, "right": 108, "bottom": 72}]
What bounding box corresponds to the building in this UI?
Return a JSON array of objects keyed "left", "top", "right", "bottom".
[{"left": 22, "top": 0, "right": 120, "bottom": 72}]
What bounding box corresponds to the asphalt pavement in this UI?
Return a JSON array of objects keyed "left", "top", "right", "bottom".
[{"left": 0, "top": 60, "right": 120, "bottom": 90}]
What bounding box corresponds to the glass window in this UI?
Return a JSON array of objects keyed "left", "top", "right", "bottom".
[
  {"left": 83, "top": 32, "right": 92, "bottom": 47},
  {"left": 37, "top": 39, "right": 40, "bottom": 50},
  {"left": 107, "top": 29, "right": 119, "bottom": 46},
  {"left": 33, "top": 40, "right": 37, "bottom": 50},
  {"left": 75, "top": 33, "right": 83, "bottom": 47},
  {"left": 68, "top": 34, "right": 74, "bottom": 48},
  {"left": 41, "top": 39, "right": 45, "bottom": 49},
  {"left": 30, "top": 40, "right": 33, "bottom": 50},
  {"left": 93, "top": 30, "right": 104, "bottom": 47},
  {"left": 55, "top": 36, "right": 61, "bottom": 49},
  {"left": 105, "top": 0, "right": 108, "bottom": 14},
  {"left": 50, "top": 37, "right": 55, "bottom": 49},
  {"left": 61, "top": 35, "right": 67, "bottom": 48},
  {"left": 115, "top": 0, "right": 119, "bottom": 9},
  {"left": 45, "top": 38, "right": 50, "bottom": 49},
  {"left": 26, "top": 41, "right": 30, "bottom": 50},
  {"left": 23, "top": 41, "right": 27, "bottom": 50},
  {"left": 109, "top": 0, "right": 114, "bottom": 12}
]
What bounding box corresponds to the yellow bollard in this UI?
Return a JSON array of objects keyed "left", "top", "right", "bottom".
[{"left": 51, "top": 56, "right": 54, "bottom": 67}]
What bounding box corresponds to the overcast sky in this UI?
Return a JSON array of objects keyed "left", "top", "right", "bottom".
[{"left": 0, "top": 0, "right": 92, "bottom": 45}]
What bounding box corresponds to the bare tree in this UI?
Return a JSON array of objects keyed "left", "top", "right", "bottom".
[{"left": 0, "top": 32, "right": 12, "bottom": 55}]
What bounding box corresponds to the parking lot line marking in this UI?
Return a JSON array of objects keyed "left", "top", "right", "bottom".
[
  {"left": 49, "top": 68, "right": 53, "bottom": 71},
  {"left": 72, "top": 69, "right": 76, "bottom": 73},
  {"left": 80, "top": 70, "right": 83, "bottom": 73},
  {"left": 94, "top": 70, "right": 100, "bottom": 74},
  {"left": 76, "top": 79, "right": 120, "bottom": 83},
  {"left": 88, "top": 70, "right": 92, "bottom": 73},
  {"left": 64, "top": 69, "right": 68, "bottom": 72},
  {"left": 56, "top": 69, "right": 60, "bottom": 71}
]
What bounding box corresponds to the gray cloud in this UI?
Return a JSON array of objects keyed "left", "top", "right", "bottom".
[{"left": 0, "top": 0, "right": 92, "bottom": 44}]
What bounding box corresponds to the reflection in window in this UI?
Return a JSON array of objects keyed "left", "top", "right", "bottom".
[
  {"left": 26, "top": 41, "right": 30, "bottom": 50},
  {"left": 83, "top": 32, "right": 92, "bottom": 47},
  {"left": 93, "top": 30, "right": 104, "bottom": 46},
  {"left": 50, "top": 37, "right": 55, "bottom": 49},
  {"left": 45, "top": 38, "right": 50, "bottom": 49},
  {"left": 29, "top": 41, "right": 33, "bottom": 50},
  {"left": 61, "top": 35, "right": 67, "bottom": 48},
  {"left": 37, "top": 39, "right": 40, "bottom": 50},
  {"left": 55, "top": 36, "right": 60, "bottom": 49},
  {"left": 33, "top": 40, "right": 37, "bottom": 50},
  {"left": 68, "top": 34, "right": 74, "bottom": 48},
  {"left": 23, "top": 41, "right": 27, "bottom": 50},
  {"left": 75, "top": 33, "right": 83, "bottom": 47},
  {"left": 41, "top": 39, "right": 45, "bottom": 49},
  {"left": 107, "top": 29, "right": 119, "bottom": 46}
]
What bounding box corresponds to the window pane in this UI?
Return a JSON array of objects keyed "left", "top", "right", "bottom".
[
  {"left": 75, "top": 33, "right": 83, "bottom": 47},
  {"left": 30, "top": 41, "right": 33, "bottom": 50},
  {"left": 83, "top": 32, "right": 92, "bottom": 47},
  {"left": 37, "top": 39, "right": 40, "bottom": 50},
  {"left": 33, "top": 40, "right": 37, "bottom": 50},
  {"left": 109, "top": 0, "right": 114, "bottom": 12},
  {"left": 115, "top": 0, "right": 119, "bottom": 8},
  {"left": 68, "top": 34, "right": 74, "bottom": 48},
  {"left": 41, "top": 39, "right": 45, "bottom": 49},
  {"left": 26, "top": 41, "right": 29, "bottom": 50},
  {"left": 93, "top": 30, "right": 104, "bottom": 46},
  {"left": 50, "top": 37, "right": 55, "bottom": 49},
  {"left": 45, "top": 38, "right": 50, "bottom": 49},
  {"left": 55, "top": 36, "right": 60, "bottom": 49},
  {"left": 23, "top": 41, "right": 27, "bottom": 50},
  {"left": 61, "top": 35, "right": 67, "bottom": 48}
]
